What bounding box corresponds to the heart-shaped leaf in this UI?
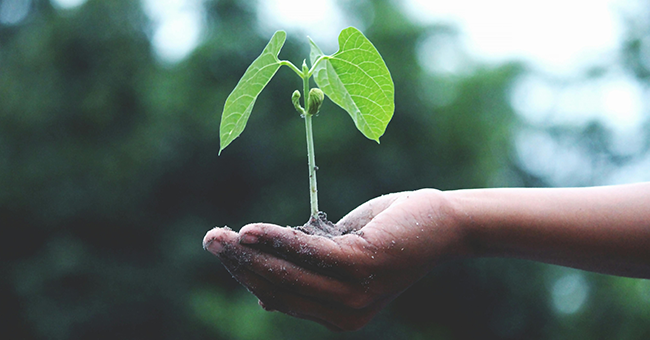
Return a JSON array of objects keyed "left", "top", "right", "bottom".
[
  {"left": 310, "top": 27, "right": 394, "bottom": 143},
  {"left": 219, "top": 30, "right": 286, "bottom": 154}
]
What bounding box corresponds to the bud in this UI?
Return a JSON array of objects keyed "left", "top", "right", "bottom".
[
  {"left": 302, "top": 59, "right": 309, "bottom": 74},
  {"left": 307, "top": 88, "right": 324, "bottom": 116},
  {"left": 291, "top": 90, "right": 304, "bottom": 115}
]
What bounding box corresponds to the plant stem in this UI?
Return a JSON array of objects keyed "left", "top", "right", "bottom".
[{"left": 303, "top": 75, "right": 319, "bottom": 217}]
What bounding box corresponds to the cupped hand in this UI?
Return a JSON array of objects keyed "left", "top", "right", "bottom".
[{"left": 202, "top": 189, "right": 468, "bottom": 331}]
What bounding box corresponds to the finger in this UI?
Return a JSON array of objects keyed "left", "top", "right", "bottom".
[
  {"left": 205, "top": 225, "right": 370, "bottom": 305},
  {"left": 229, "top": 263, "right": 385, "bottom": 331},
  {"left": 238, "top": 223, "right": 364, "bottom": 271},
  {"left": 220, "top": 259, "right": 349, "bottom": 331},
  {"left": 336, "top": 192, "right": 404, "bottom": 230},
  {"left": 204, "top": 225, "right": 366, "bottom": 303},
  {"left": 203, "top": 226, "right": 239, "bottom": 255},
  {"left": 204, "top": 226, "right": 386, "bottom": 330},
  {"left": 203, "top": 226, "right": 270, "bottom": 278},
  {"left": 236, "top": 242, "right": 374, "bottom": 308}
]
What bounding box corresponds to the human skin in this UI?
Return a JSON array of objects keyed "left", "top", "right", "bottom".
[{"left": 202, "top": 183, "right": 650, "bottom": 331}]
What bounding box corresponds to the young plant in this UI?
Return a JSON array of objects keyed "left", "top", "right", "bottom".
[{"left": 218, "top": 27, "right": 394, "bottom": 230}]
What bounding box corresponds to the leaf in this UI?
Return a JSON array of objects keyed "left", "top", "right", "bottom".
[
  {"left": 310, "top": 27, "right": 394, "bottom": 143},
  {"left": 219, "top": 30, "right": 286, "bottom": 154}
]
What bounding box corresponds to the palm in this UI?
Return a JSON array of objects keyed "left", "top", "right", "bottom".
[{"left": 203, "top": 189, "right": 464, "bottom": 331}]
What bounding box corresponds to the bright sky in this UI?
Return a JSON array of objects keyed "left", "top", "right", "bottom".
[
  {"left": 403, "top": 0, "right": 624, "bottom": 74},
  {"left": 141, "top": 0, "right": 204, "bottom": 63},
  {"left": 256, "top": 0, "right": 634, "bottom": 74},
  {"left": 51, "top": 0, "right": 85, "bottom": 9},
  {"left": 255, "top": 0, "right": 646, "bottom": 132},
  {"left": 257, "top": 0, "right": 649, "bottom": 184},
  {"left": 50, "top": 0, "right": 633, "bottom": 75},
  {"left": 48, "top": 0, "right": 647, "bottom": 130},
  {"left": 49, "top": 0, "right": 648, "bottom": 183}
]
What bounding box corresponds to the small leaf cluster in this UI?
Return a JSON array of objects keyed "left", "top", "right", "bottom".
[{"left": 218, "top": 27, "right": 395, "bottom": 154}]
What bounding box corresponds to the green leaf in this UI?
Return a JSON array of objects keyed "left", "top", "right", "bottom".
[
  {"left": 310, "top": 27, "right": 394, "bottom": 143},
  {"left": 219, "top": 30, "right": 286, "bottom": 154}
]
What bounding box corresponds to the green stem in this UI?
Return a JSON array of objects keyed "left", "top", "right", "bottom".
[
  {"left": 303, "top": 75, "right": 319, "bottom": 217},
  {"left": 306, "top": 55, "right": 329, "bottom": 78},
  {"left": 280, "top": 60, "right": 303, "bottom": 77}
]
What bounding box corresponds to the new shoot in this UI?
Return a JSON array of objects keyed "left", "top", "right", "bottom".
[{"left": 218, "top": 27, "right": 395, "bottom": 231}]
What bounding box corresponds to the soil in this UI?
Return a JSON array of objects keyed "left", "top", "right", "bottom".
[{"left": 295, "top": 211, "right": 356, "bottom": 237}]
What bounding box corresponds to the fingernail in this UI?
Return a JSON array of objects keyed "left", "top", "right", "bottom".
[
  {"left": 202, "top": 227, "right": 225, "bottom": 253},
  {"left": 203, "top": 237, "right": 223, "bottom": 254},
  {"left": 240, "top": 233, "right": 259, "bottom": 245}
]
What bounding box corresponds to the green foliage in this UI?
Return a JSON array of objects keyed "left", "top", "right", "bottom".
[
  {"left": 1, "top": 0, "right": 649, "bottom": 339},
  {"left": 217, "top": 26, "right": 395, "bottom": 217},
  {"left": 219, "top": 30, "right": 286, "bottom": 154},
  {"left": 218, "top": 26, "right": 395, "bottom": 153},
  {"left": 310, "top": 27, "right": 395, "bottom": 142}
]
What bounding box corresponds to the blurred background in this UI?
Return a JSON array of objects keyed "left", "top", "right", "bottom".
[{"left": 1, "top": 0, "right": 649, "bottom": 338}]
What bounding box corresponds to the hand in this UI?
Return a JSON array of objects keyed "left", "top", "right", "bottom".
[{"left": 203, "top": 189, "right": 469, "bottom": 331}]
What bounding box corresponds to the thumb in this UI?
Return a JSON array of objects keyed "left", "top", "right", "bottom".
[{"left": 337, "top": 192, "right": 404, "bottom": 230}]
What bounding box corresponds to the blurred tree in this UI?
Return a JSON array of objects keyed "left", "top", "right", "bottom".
[
  {"left": 1, "top": 0, "right": 648, "bottom": 339},
  {"left": 0, "top": 0, "right": 206, "bottom": 339}
]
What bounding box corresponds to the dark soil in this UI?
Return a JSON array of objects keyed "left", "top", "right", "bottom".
[{"left": 295, "top": 211, "right": 356, "bottom": 237}]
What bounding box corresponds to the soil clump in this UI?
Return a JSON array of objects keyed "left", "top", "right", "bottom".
[{"left": 295, "top": 211, "right": 356, "bottom": 237}]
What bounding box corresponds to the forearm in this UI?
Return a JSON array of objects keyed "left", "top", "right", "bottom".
[{"left": 446, "top": 183, "right": 650, "bottom": 278}]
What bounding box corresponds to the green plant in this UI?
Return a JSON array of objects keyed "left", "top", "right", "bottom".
[{"left": 219, "top": 27, "right": 394, "bottom": 221}]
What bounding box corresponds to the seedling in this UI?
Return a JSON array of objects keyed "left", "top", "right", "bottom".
[{"left": 219, "top": 27, "right": 394, "bottom": 233}]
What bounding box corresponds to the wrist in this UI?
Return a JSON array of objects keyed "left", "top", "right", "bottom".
[
  {"left": 413, "top": 188, "right": 476, "bottom": 260},
  {"left": 443, "top": 189, "right": 485, "bottom": 259}
]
